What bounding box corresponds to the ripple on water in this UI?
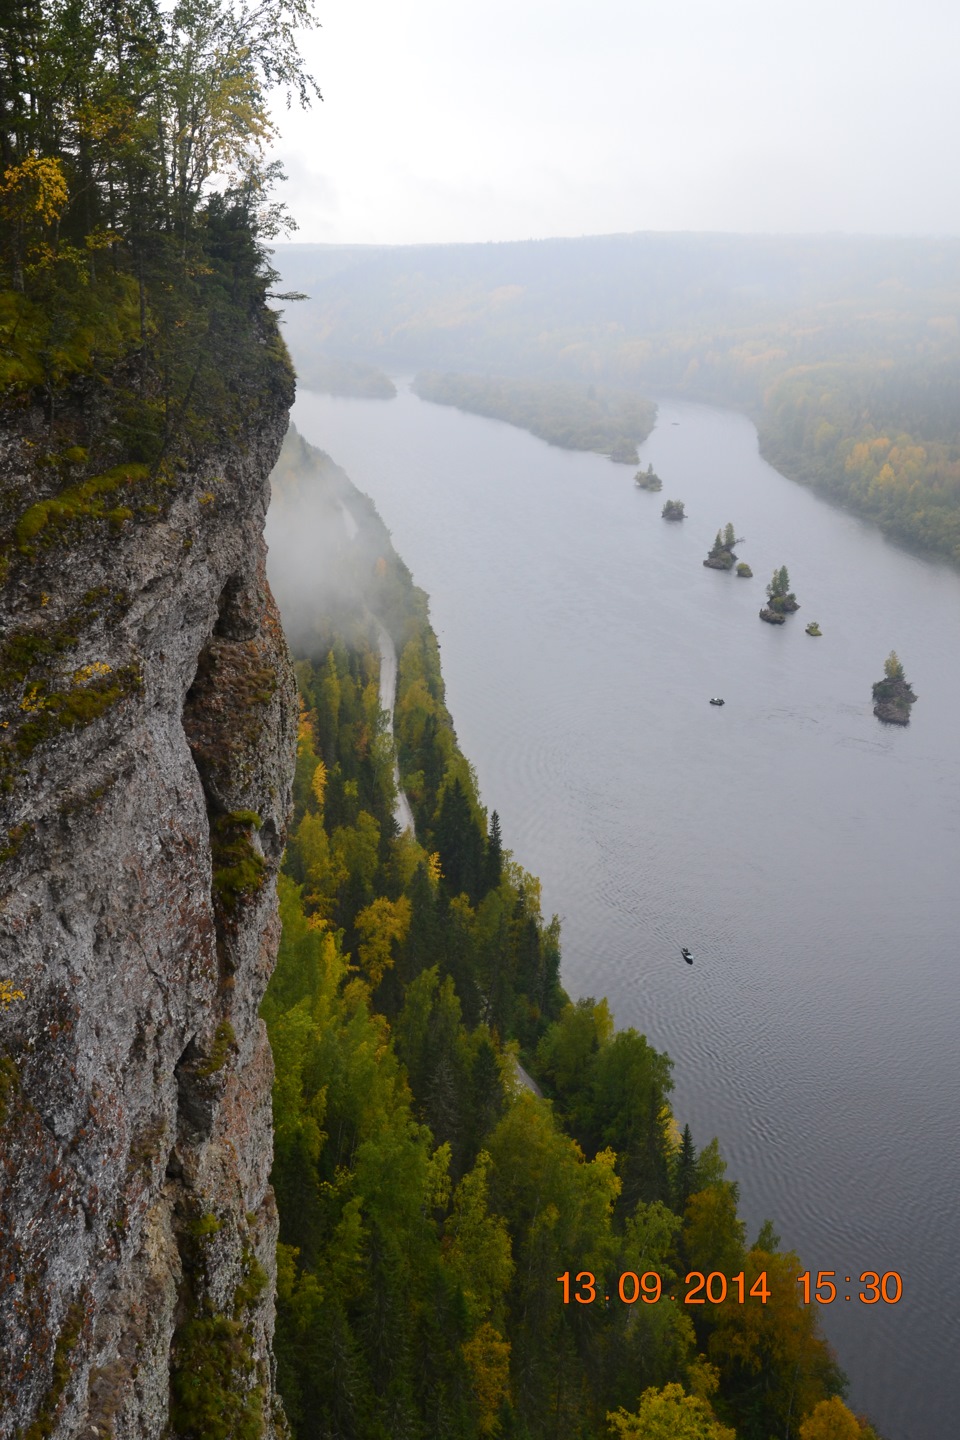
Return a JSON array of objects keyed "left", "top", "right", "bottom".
[{"left": 285, "top": 388, "right": 960, "bottom": 1440}]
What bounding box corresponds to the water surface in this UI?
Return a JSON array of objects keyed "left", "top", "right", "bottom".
[{"left": 282, "top": 386, "right": 960, "bottom": 1439}]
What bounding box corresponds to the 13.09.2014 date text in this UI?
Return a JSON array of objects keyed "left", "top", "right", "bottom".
[{"left": 557, "top": 1271, "right": 771, "bottom": 1306}]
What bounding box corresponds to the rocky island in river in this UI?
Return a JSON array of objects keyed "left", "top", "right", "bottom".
[{"left": 873, "top": 651, "right": 917, "bottom": 723}]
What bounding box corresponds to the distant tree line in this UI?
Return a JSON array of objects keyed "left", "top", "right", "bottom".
[
  {"left": 276, "top": 236, "right": 960, "bottom": 566},
  {"left": 413, "top": 371, "right": 656, "bottom": 460}
]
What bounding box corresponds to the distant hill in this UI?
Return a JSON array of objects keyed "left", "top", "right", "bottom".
[
  {"left": 273, "top": 234, "right": 960, "bottom": 563},
  {"left": 272, "top": 232, "right": 960, "bottom": 381}
]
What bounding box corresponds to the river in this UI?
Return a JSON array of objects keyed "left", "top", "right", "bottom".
[{"left": 283, "top": 384, "right": 960, "bottom": 1439}]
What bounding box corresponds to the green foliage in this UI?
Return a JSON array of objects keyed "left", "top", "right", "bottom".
[
  {"left": 635, "top": 463, "right": 663, "bottom": 491},
  {"left": 705, "top": 524, "right": 741, "bottom": 569},
  {"left": 233, "top": 1247, "right": 270, "bottom": 1314},
  {"left": 608, "top": 1382, "right": 736, "bottom": 1439},
  {"left": 0, "top": 0, "right": 319, "bottom": 290},
  {"left": 538, "top": 1000, "right": 674, "bottom": 1212},
  {"left": 0, "top": 2, "right": 312, "bottom": 568},
  {"left": 263, "top": 427, "right": 852, "bottom": 1440},
  {"left": 187, "top": 1211, "right": 224, "bottom": 1241},
  {"left": 0, "top": 281, "right": 142, "bottom": 393},
  {"left": 211, "top": 812, "right": 266, "bottom": 913},
  {"left": 195, "top": 1022, "right": 237, "bottom": 1078},
  {"left": 766, "top": 565, "right": 790, "bottom": 599},
  {"left": 435, "top": 775, "right": 486, "bottom": 903},
  {"left": 662, "top": 499, "right": 686, "bottom": 520},
  {"left": 170, "top": 1213, "right": 271, "bottom": 1440},
  {"left": 871, "top": 651, "right": 916, "bottom": 722},
  {"left": 169, "top": 1313, "right": 265, "bottom": 1440},
  {"left": 536, "top": 996, "right": 614, "bottom": 1095},
  {"left": 764, "top": 565, "right": 798, "bottom": 614}
]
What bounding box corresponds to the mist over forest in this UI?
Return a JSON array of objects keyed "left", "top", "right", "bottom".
[{"left": 273, "top": 232, "right": 960, "bottom": 562}]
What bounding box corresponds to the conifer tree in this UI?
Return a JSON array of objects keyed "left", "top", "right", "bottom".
[
  {"left": 673, "top": 1122, "right": 697, "bottom": 1212},
  {"left": 485, "top": 808, "right": 503, "bottom": 890}
]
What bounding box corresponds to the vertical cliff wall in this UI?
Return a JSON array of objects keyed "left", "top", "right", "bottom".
[{"left": 0, "top": 359, "right": 296, "bottom": 1438}]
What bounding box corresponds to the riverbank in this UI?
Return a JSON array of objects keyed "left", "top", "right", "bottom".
[
  {"left": 283, "top": 386, "right": 960, "bottom": 1440},
  {"left": 413, "top": 370, "right": 656, "bottom": 460}
]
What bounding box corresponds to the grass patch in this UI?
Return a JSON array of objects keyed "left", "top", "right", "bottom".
[
  {"left": 169, "top": 1314, "right": 264, "bottom": 1440},
  {"left": 211, "top": 812, "right": 266, "bottom": 914},
  {"left": 169, "top": 1229, "right": 268, "bottom": 1440},
  {"left": 195, "top": 1021, "right": 237, "bottom": 1079}
]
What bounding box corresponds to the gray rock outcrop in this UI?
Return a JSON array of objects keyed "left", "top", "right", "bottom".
[{"left": 0, "top": 367, "right": 296, "bottom": 1437}]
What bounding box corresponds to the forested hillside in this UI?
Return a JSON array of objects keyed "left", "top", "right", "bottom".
[
  {"left": 263, "top": 432, "right": 880, "bottom": 1440},
  {"left": 274, "top": 235, "right": 960, "bottom": 563},
  {"left": 412, "top": 372, "right": 655, "bottom": 459}
]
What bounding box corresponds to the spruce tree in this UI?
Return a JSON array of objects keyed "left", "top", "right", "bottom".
[
  {"left": 485, "top": 809, "right": 503, "bottom": 891},
  {"left": 674, "top": 1123, "right": 698, "bottom": 1213}
]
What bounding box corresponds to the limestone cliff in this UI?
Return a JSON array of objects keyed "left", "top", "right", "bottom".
[{"left": 0, "top": 354, "right": 296, "bottom": 1437}]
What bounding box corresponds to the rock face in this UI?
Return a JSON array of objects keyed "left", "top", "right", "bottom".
[{"left": 0, "top": 371, "right": 296, "bottom": 1437}]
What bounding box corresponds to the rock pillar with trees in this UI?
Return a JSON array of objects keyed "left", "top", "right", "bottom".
[
  {"left": 872, "top": 651, "right": 917, "bottom": 724},
  {"left": 760, "top": 565, "right": 799, "bottom": 624},
  {"left": 703, "top": 522, "right": 742, "bottom": 570},
  {"left": 635, "top": 463, "right": 662, "bottom": 491}
]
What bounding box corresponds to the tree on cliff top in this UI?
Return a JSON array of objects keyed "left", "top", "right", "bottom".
[
  {"left": 0, "top": 0, "right": 320, "bottom": 292},
  {"left": 0, "top": 0, "right": 320, "bottom": 445}
]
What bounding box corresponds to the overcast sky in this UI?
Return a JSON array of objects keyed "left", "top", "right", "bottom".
[{"left": 270, "top": 0, "right": 960, "bottom": 245}]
